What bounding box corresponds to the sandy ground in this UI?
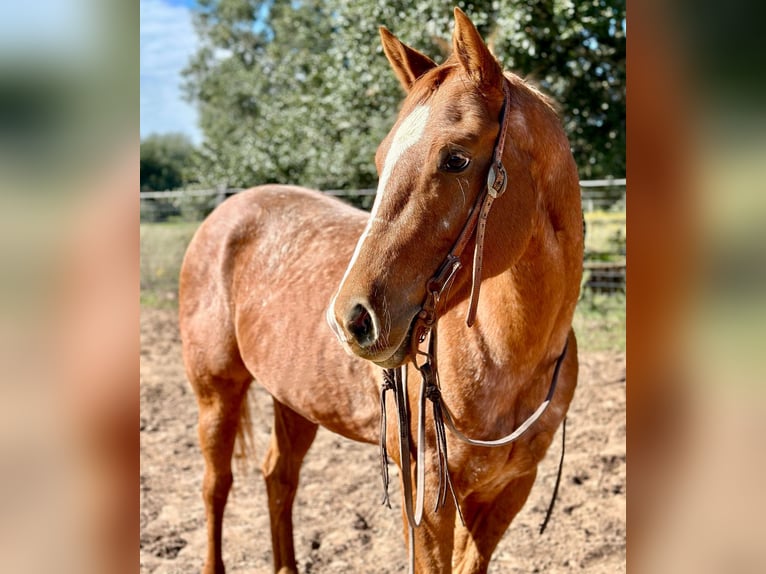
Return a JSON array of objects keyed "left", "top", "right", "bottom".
[{"left": 140, "top": 308, "right": 625, "bottom": 573}]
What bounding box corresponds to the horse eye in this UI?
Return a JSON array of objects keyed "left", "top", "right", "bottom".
[{"left": 442, "top": 154, "right": 470, "bottom": 173}]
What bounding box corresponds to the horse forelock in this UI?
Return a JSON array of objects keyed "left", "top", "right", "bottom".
[{"left": 407, "top": 64, "right": 455, "bottom": 101}]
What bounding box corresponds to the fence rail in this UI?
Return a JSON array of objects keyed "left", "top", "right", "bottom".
[
  {"left": 139, "top": 178, "right": 625, "bottom": 198},
  {"left": 140, "top": 179, "right": 625, "bottom": 213},
  {"left": 582, "top": 261, "right": 626, "bottom": 293}
]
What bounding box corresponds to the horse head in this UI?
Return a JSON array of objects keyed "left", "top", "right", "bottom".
[{"left": 329, "top": 8, "right": 581, "bottom": 368}]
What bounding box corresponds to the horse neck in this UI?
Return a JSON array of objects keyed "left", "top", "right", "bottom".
[
  {"left": 470, "top": 232, "right": 571, "bottom": 375},
  {"left": 451, "top": 129, "right": 582, "bottom": 381}
]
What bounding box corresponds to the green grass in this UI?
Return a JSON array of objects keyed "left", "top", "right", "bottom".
[
  {"left": 573, "top": 291, "right": 626, "bottom": 352},
  {"left": 585, "top": 211, "right": 625, "bottom": 262},
  {"left": 576, "top": 211, "right": 626, "bottom": 352},
  {"left": 140, "top": 221, "right": 199, "bottom": 308}
]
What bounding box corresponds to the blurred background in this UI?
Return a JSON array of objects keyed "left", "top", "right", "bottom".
[
  {"left": 0, "top": 1, "right": 137, "bottom": 573},
  {"left": 1, "top": 0, "right": 764, "bottom": 571}
]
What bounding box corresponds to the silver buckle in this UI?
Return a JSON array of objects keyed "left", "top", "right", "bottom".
[{"left": 487, "top": 162, "right": 507, "bottom": 198}]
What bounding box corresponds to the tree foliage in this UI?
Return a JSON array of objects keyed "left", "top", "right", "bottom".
[
  {"left": 184, "top": 0, "right": 625, "bottom": 189},
  {"left": 140, "top": 133, "right": 197, "bottom": 191}
]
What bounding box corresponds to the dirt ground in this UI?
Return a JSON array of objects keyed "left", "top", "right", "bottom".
[{"left": 140, "top": 308, "right": 625, "bottom": 573}]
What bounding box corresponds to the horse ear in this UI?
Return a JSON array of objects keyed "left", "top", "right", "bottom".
[
  {"left": 452, "top": 7, "right": 503, "bottom": 89},
  {"left": 379, "top": 26, "right": 437, "bottom": 92}
]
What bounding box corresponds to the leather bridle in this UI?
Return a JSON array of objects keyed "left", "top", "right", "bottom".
[
  {"left": 378, "top": 77, "right": 569, "bottom": 573},
  {"left": 414, "top": 77, "right": 513, "bottom": 337}
]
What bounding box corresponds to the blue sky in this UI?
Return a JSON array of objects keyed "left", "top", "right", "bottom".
[{"left": 140, "top": 0, "right": 202, "bottom": 143}]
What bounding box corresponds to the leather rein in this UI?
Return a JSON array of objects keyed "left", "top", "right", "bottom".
[{"left": 378, "top": 78, "right": 569, "bottom": 572}]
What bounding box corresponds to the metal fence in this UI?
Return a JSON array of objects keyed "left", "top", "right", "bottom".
[
  {"left": 579, "top": 179, "right": 625, "bottom": 293},
  {"left": 139, "top": 178, "right": 625, "bottom": 221},
  {"left": 140, "top": 179, "right": 626, "bottom": 293}
]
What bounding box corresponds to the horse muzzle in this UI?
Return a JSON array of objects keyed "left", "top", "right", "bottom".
[{"left": 326, "top": 296, "right": 417, "bottom": 368}]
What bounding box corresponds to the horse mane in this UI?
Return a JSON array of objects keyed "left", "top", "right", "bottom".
[{"left": 506, "top": 72, "right": 562, "bottom": 117}]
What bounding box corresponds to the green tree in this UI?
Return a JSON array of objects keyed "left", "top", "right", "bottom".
[
  {"left": 491, "top": 0, "right": 625, "bottom": 178},
  {"left": 140, "top": 133, "right": 197, "bottom": 191},
  {"left": 184, "top": 0, "right": 625, "bottom": 189}
]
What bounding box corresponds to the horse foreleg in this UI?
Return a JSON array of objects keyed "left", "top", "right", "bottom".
[
  {"left": 195, "top": 378, "right": 250, "bottom": 574},
  {"left": 451, "top": 470, "right": 538, "bottom": 574},
  {"left": 397, "top": 456, "right": 458, "bottom": 574},
  {"left": 261, "top": 399, "right": 318, "bottom": 574}
]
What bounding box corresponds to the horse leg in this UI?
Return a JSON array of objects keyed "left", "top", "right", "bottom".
[
  {"left": 194, "top": 375, "right": 251, "bottom": 574},
  {"left": 397, "top": 457, "right": 458, "bottom": 574},
  {"left": 451, "top": 471, "right": 538, "bottom": 574},
  {"left": 261, "top": 399, "right": 318, "bottom": 574}
]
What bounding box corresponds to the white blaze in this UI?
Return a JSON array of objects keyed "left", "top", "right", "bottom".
[
  {"left": 328, "top": 105, "right": 431, "bottom": 336},
  {"left": 376, "top": 104, "right": 431, "bottom": 198}
]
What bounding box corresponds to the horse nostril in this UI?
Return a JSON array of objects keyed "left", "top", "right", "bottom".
[{"left": 346, "top": 303, "right": 376, "bottom": 348}]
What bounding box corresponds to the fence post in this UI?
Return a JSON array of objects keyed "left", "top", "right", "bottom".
[{"left": 215, "top": 185, "right": 227, "bottom": 207}]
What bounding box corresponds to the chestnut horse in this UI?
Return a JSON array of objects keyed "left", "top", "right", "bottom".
[{"left": 180, "top": 8, "right": 582, "bottom": 574}]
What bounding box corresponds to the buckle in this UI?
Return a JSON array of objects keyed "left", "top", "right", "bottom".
[
  {"left": 427, "top": 255, "right": 461, "bottom": 296},
  {"left": 486, "top": 162, "right": 507, "bottom": 198}
]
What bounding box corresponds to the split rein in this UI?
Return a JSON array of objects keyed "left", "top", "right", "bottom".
[{"left": 376, "top": 79, "right": 569, "bottom": 571}]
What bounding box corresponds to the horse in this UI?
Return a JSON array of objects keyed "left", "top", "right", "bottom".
[{"left": 179, "top": 8, "right": 583, "bottom": 574}]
